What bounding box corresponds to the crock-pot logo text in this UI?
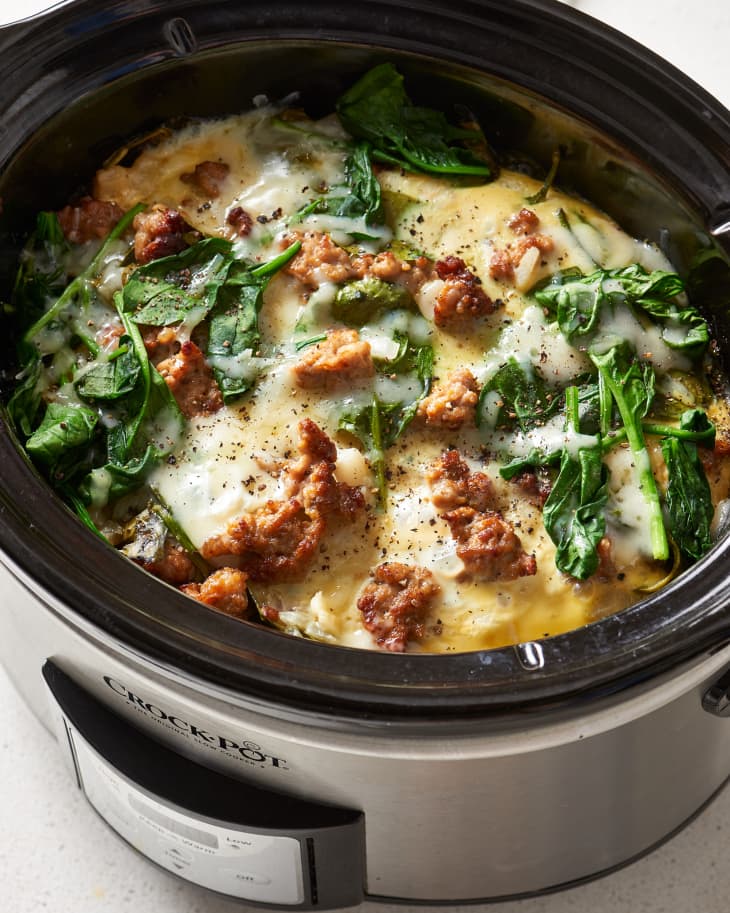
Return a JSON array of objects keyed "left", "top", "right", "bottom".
[{"left": 103, "top": 676, "right": 288, "bottom": 770}]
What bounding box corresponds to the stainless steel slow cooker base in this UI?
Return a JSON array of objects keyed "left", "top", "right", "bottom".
[{"left": 4, "top": 557, "right": 730, "bottom": 905}]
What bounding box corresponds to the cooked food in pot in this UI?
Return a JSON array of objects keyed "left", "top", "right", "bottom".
[{"left": 6, "top": 64, "right": 730, "bottom": 653}]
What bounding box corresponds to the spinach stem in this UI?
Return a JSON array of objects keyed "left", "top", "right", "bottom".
[
  {"left": 150, "top": 486, "right": 209, "bottom": 578},
  {"left": 593, "top": 359, "right": 669, "bottom": 561},
  {"left": 370, "top": 397, "right": 388, "bottom": 508},
  {"left": 525, "top": 146, "right": 561, "bottom": 205},
  {"left": 602, "top": 420, "right": 715, "bottom": 454},
  {"left": 250, "top": 239, "right": 301, "bottom": 279},
  {"left": 565, "top": 384, "right": 580, "bottom": 434},
  {"left": 114, "top": 294, "right": 152, "bottom": 458},
  {"left": 24, "top": 203, "right": 145, "bottom": 342}
]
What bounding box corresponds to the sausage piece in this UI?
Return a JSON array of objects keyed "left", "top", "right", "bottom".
[
  {"left": 181, "top": 567, "right": 251, "bottom": 617},
  {"left": 293, "top": 329, "right": 374, "bottom": 390},
  {"left": 357, "top": 562, "right": 441, "bottom": 652},
  {"left": 442, "top": 507, "right": 538, "bottom": 581},
  {"left": 133, "top": 540, "right": 197, "bottom": 586},
  {"left": 57, "top": 196, "right": 124, "bottom": 244},
  {"left": 133, "top": 204, "right": 195, "bottom": 264},
  {"left": 157, "top": 340, "right": 223, "bottom": 417},
  {"left": 284, "top": 231, "right": 360, "bottom": 288},
  {"left": 489, "top": 235, "right": 554, "bottom": 283},
  {"left": 426, "top": 450, "right": 536, "bottom": 582},
  {"left": 417, "top": 368, "right": 479, "bottom": 430},
  {"left": 180, "top": 160, "right": 230, "bottom": 198},
  {"left": 433, "top": 256, "right": 495, "bottom": 327},
  {"left": 507, "top": 207, "right": 540, "bottom": 235},
  {"left": 201, "top": 420, "right": 365, "bottom": 582},
  {"left": 227, "top": 206, "right": 254, "bottom": 237},
  {"left": 425, "top": 450, "right": 496, "bottom": 513}
]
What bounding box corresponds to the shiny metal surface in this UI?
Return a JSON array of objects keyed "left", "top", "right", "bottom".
[{"left": 3, "top": 557, "right": 730, "bottom": 901}]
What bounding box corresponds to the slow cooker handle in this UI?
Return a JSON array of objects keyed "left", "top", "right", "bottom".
[{"left": 42, "top": 661, "right": 365, "bottom": 910}]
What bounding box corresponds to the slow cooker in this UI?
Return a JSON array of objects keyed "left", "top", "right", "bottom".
[{"left": 1, "top": 0, "right": 730, "bottom": 908}]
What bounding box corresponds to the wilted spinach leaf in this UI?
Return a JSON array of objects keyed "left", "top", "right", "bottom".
[
  {"left": 122, "top": 237, "right": 234, "bottom": 326},
  {"left": 337, "top": 63, "right": 491, "bottom": 178},
  {"left": 10, "top": 211, "right": 69, "bottom": 330},
  {"left": 590, "top": 344, "right": 668, "bottom": 561},
  {"left": 542, "top": 386, "right": 608, "bottom": 579},
  {"left": 339, "top": 329, "right": 433, "bottom": 504},
  {"left": 8, "top": 206, "right": 142, "bottom": 438},
  {"left": 317, "top": 141, "right": 384, "bottom": 225},
  {"left": 25, "top": 203, "right": 144, "bottom": 348},
  {"left": 535, "top": 263, "right": 708, "bottom": 356},
  {"left": 71, "top": 301, "right": 185, "bottom": 505},
  {"left": 477, "top": 357, "right": 556, "bottom": 431},
  {"left": 75, "top": 337, "right": 141, "bottom": 402},
  {"left": 7, "top": 354, "right": 43, "bottom": 438},
  {"left": 660, "top": 409, "right": 714, "bottom": 561},
  {"left": 25, "top": 401, "right": 98, "bottom": 484},
  {"left": 205, "top": 241, "right": 301, "bottom": 401}
]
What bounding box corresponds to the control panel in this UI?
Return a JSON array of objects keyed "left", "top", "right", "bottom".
[{"left": 43, "top": 661, "right": 365, "bottom": 909}]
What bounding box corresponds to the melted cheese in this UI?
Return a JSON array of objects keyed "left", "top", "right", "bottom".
[{"left": 87, "top": 108, "right": 719, "bottom": 652}]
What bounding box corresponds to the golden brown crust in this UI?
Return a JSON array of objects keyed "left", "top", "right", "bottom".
[
  {"left": 133, "top": 204, "right": 195, "bottom": 264},
  {"left": 181, "top": 567, "right": 250, "bottom": 617},
  {"left": 57, "top": 196, "right": 123, "bottom": 244},
  {"left": 357, "top": 562, "right": 441, "bottom": 652},
  {"left": 417, "top": 368, "right": 479, "bottom": 430},
  {"left": 200, "top": 420, "right": 365, "bottom": 582},
  {"left": 157, "top": 340, "right": 223, "bottom": 417},
  {"left": 293, "top": 329, "right": 374, "bottom": 390},
  {"left": 433, "top": 256, "right": 495, "bottom": 326},
  {"left": 442, "top": 506, "right": 538, "bottom": 581}
]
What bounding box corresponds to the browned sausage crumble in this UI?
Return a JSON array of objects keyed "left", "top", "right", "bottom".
[
  {"left": 57, "top": 196, "right": 124, "bottom": 244},
  {"left": 427, "top": 450, "right": 537, "bottom": 582},
  {"left": 293, "top": 329, "right": 374, "bottom": 390},
  {"left": 433, "top": 256, "right": 495, "bottom": 326},
  {"left": 417, "top": 368, "right": 480, "bottom": 429},
  {"left": 201, "top": 419, "right": 365, "bottom": 582},
  {"left": 357, "top": 562, "right": 441, "bottom": 652},
  {"left": 181, "top": 567, "right": 251, "bottom": 617},
  {"left": 133, "top": 204, "right": 197, "bottom": 264},
  {"left": 157, "top": 340, "right": 224, "bottom": 418},
  {"left": 180, "top": 160, "right": 230, "bottom": 198}
]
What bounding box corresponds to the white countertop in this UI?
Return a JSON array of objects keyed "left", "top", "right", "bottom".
[{"left": 1, "top": 1, "right": 730, "bottom": 912}]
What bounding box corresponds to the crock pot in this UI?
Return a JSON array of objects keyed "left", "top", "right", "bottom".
[{"left": 1, "top": 0, "right": 730, "bottom": 907}]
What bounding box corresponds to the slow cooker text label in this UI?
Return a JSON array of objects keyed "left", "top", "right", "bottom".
[{"left": 103, "top": 677, "right": 288, "bottom": 770}]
